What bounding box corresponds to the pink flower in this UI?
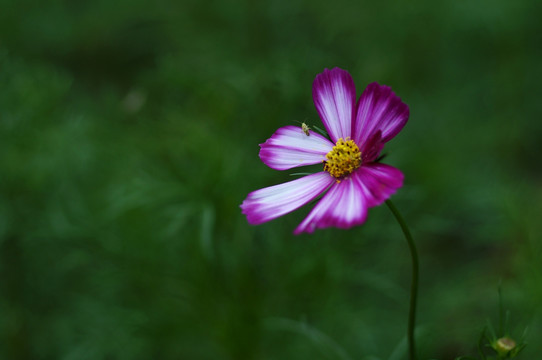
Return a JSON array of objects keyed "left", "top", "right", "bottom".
[{"left": 241, "top": 67, "right": 409, "bottom": 234}]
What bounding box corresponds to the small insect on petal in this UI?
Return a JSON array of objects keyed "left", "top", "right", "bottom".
[{"left": 301, "top": 122, "right": 311, "bottom": 136}]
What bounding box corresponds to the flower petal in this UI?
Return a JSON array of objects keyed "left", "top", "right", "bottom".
[
  {"left": 354, "top": 163, "right": 404, "bottom": 207},
  {"left": 352, "top": 82, "right": 409, "bottom": 146},
  {"left": 312, "top": 68, "right": 356, "bottom": 142},
  {"left": 241, "top": 172, "right": 334, "bottom": 225},
  {"left": 259, "top": 126, "right": 334, "bottom": 170},
  {"left": 294, "top": 177, "right": 367, "bottom": 234},
  {"left": 361, "top": 130, "right": 384, "bottom": 163},
  {"left": 293, "top": 163, "right": 404, "bottom": 234}
]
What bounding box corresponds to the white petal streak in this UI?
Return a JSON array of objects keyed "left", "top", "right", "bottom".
[
  {"left": 353, "top": 82, "right": 409, "bottom": 146},
  {"left": 312, "top": 68, "right": 356, "bottom": 142},
  {"left": 294, "top": 176, "right": 367, "bottom": 234},
  {"left": 241, "top": 172, "right": 334, "bottom": 225},
  {"left": 259, "top": 126, "right": 334, "bottom": 170}
]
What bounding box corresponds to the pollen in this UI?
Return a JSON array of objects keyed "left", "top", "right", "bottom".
[{"left": 323, "top": 138, "right": 362, "bottom": 180}]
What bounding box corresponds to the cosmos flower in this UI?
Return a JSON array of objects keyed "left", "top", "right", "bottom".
[{"left": 241, "top": 67, "right": 409, "bottom": 234}]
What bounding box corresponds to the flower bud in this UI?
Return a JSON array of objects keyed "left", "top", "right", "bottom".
[{"left": 494, "top": 337, "right": 516, "bottom": 356}]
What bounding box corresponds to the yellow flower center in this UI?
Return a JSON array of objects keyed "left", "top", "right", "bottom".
[{"left": 323, "top": 138, "right": 362, "bottom": 180}]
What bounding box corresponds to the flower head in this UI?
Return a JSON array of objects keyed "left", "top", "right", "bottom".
[{"left": 241, "top": 67, "right": 409, "bottom": 234}]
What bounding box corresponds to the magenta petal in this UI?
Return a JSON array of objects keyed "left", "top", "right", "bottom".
[
  {"left": 293, "top": 163, "right": 404, "bottom": 234},
  {"left": 294, "top": 177, "right": 368, "bottom": 234},
  {"left": 312, "top": 68, "right": 356, "bottom": 142},
  {"left": 259, "top": 126, "right": 334, "bottom": 170},
  {"left": 361, "top": 130, "right": 384, "bottom": 163},
  {"left": 352, "top": 82, "right": 409, "bottom": 146},
  {"left": 241, "top": 172, "right": 334, "bottom": 225},
  {"left": 355, "top": 163, "right": 404, "bottom": 207}
]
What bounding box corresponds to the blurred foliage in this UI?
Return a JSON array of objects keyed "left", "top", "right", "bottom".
[{"left": 1, "top": 0, "right": 542, "bottom": 359}]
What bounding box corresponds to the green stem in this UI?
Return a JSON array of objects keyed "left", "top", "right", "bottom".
[{"left": 386, "top": 199, "right": 419, "bottom": 360}]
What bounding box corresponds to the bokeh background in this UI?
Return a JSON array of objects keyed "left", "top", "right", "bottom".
[{"left": 1, "top": 0, "right": 541, "bottom": 359}]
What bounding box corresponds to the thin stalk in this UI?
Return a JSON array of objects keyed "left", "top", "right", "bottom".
[{"left": 386, "top": 199, "right": 419, "bottom": 360}]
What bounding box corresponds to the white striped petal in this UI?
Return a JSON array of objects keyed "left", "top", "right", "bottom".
[
  {"left": 294, "top": 176, "right": 367, "bottom": 234},
  {"left": 312, "top": 68, "right": 356, "bottom": 142},
  {"left": 241, "top": 172, "right": 334, "bottom": 225},
  {"left": 259, "top": 126, "right": 334, "bottom": 170},
  {"left": 353, "top": 82, "right": 409, "bottom": 146}
]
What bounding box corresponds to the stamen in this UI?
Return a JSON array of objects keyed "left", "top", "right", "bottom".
[{"left": 323, "top": 138, "right": 362, "bottom": 180}]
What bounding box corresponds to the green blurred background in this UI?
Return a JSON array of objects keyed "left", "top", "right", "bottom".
[{"left": 1, "top": 0, "right": 541, "bottom": 359}]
